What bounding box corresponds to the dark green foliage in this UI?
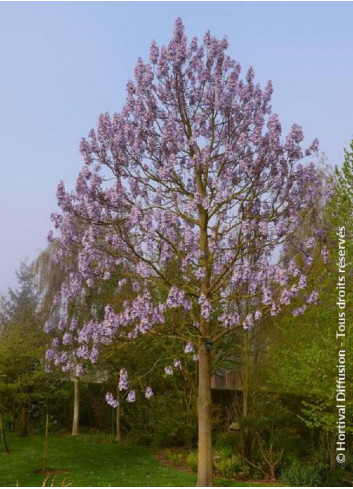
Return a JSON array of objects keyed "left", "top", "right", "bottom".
[
  {"left": 321, "top": 468, "right": 352, "bottom": 487},
  {"left": 123, "top": 385, "right": 197, "bottom": 448},
  {"left": 256, "top": 149, "right": 353, "bottom": 477},
  {"left": 280, "top": 462, "right": 321, "bottom": 486},
  {"left": 280, "top": 463, "right": 353, "bottom": 487},
  {"left": 0, "top": 262, "right": 68, "bottom": 437}
]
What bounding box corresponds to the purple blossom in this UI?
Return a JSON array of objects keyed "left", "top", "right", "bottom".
[
  {"left": 45, "top": 349, "right": 56, "bottom": 361},
  {"left": 258, "top": 221, "right": 268, "bottom": 236},
  {"left": 145, "top": 386, "right": 154, "bottom": 399},
  {"left": 164, "top": 366, "right": 173, "bottom": 376},
  {"left": 62, "top": 333, "right": 73, "bottom": 345},
  {"left": 321, "top": 246, "right": 329, "bottom": 263},
  {"left": 243, "top": 313, "right": 254, "bottom": 329},
  {"left": 254, "top": 310, "right": 263, "bottom": 321},
  {"left": 307, "top": 290, "right": 319, "bottom": 304},
  {"left": 105, "top": 392, "right": 119, "bottom": 408},
  {"left": 150, "top": 40, "right": 159, "bottom": 64},
  {"left": 75, "top": 364, "right": 83, "bottom": 376},
  {"left": 270, "top": 303, "right": 280, "bottom": 316},
  {"left": 304, "top": 238, "right": 316, "bottom": 250},
  {"left": 298, "top": 275, "right": 307, "bottom": 290},
  {"left": 199, "top": 294, "right": 212, "bottom": 320},
  {"left": 44, "top": 320, "right": 54, "bottom": 333},
  {"left": 279, "top": 289, "right": 292, "bottom": 306},
  {"left": 119, "top": 368, "right": 129, "bottom": 391},
  {"left": 127, "top": 390, "right": 136, "bottom": 403},
  {"left": 166, "top": 286, "right": 191, "bottom": 310},
  {"left": 69, "top": 318, "right": 78, "bottom": 331},
  {"left": 262, "top": 287, "right": 273, "bottom": 306},
  {"left": 292, "top": 305, "right": 307, "bottom": 316},
  {"left": 173, "top": 358, "right": 182, "bottom": 370},
  {"left": 184, "top": 342, "right": 195, "bottom": 354}
]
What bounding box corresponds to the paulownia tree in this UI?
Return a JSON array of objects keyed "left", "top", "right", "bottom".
[{"left": 46, "top": 19, "right": 327, "bottom": 486}]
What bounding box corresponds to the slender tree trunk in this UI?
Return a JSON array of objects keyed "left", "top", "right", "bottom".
[
  {"left": 242, "top": 332, "right": 249, "bottom": 418},
  {"left": 20, "top": 405, "right": 28, "bottom": 437},
  {"left": 240, "top": 332, "right": 250, "bottom": 463},
  {"left": 11, "top": 400, "right": 16, "bottom": 432},
  {"left": 197, "top": 342, "right": 213, "bottom": 487},
  {"left": 72, "top": 376, "right": 80, "bottom": 436},
  {"left": 186, "top": 398, "right": 194, "bottom": 449},
  {"left": 0, "top": 414, "right": 10, "bottom": 453},
  {"left": 42, "top": 413, "right": 49, "bottom": 473},
  {"left": 115, "top": 385, "right": 122, "bottom": 443},
  {"left": 197, "top": 172, "right": 213, "bottom": 486}
]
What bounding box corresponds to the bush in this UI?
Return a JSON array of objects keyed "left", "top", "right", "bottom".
[
  {"left": 280, "top": 462, "right": 321, "bottom": 486},
  {"left": 213, "top": 431, "right": 240, "bottom": 452},
  {"left": 321, "top": 468, "right": 352, "bottom": 487},
  {"left": 127, "top": 390, "right": 197, "bottom": 448},
  {"left": 125, "top": 430, "right": 153, "bottom": 447},
  {"left": 238, "top": 465, "right": 251, "bottom": 479},
  {"left": 186, "top": 451, "right": 198, "bottom": 472},
  {"left": 161, "top": 448, "right": 188, "bottom": 468},
  {"left": 187, "top": 447, "right": 252, "bottom": 480},
  {"left": 213, "top": 449, "right": 242, "bottom": 478}
]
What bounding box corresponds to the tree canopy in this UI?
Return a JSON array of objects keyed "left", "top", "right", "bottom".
[{"left": 46, "top": 19, "right": 327, "bottom": 486}]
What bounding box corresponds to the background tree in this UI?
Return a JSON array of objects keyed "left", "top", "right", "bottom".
[
  {"left": 47, "top": 19, "right": 326, "bottom": 486},
  {"left": 33, "top": 243, "right": 83, "bottom": 436},
  {"left": 260, "top": 157, "right": 352, "bottom": 477},
  {"left": 0, "top": 263, "right": 63, "bottom": 437}
]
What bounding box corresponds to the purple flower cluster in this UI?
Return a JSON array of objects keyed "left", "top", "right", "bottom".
[
  {"left": 44, "top": 18, "right": 328, "bottom": 380},
  {"left": 118, "top": 368, "right": 129, "bottom": 391},
  {"left": 126, "top": 390, "right": 136, "bottom": 403},
  {"left": 184, "top": 342, "right": 195, "bottom": 354},
  {"left": 164, "top": 366, "right": 173, "bottom": 376},
  {"left": 145, "top": 386, "right": 154, "bottom": 399},
  {"left": 105, "top": 392, "right": 119, "bottom": 409}
]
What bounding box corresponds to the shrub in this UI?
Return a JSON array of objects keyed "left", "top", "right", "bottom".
[
  {"left": 161, "top": 448, "right": 187, "bottom": 468},
  {"left": 129, "top": 391, "right": 197, "bottom": 448},
  {"left": 280, "top": 462, "right": 321, "bottom": 486},
  {"left": 321, "top": 468, "right": 352, "bottom": 487},
  {"left": 125, "top": 430, "right": 153, "bottom": 447},
  {"left": 238, "top": 465, "right": 251, "bottom": 479},
  {"left": 213, "top": 431, "right": 240, "bottom": 452},
  {"left": 213, "top": 450, "right": 242, "bottom": 478},
  {"left": 187, "top": 447, "right": 252, "bottom": 480},
  {"left": 186, "top": 451, "right": 198, "bottom": 472}
]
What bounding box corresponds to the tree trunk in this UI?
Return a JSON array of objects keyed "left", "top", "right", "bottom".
[
  {"left": 72, "top": 376, "right": 80, "bottom": 436},
  {"left": 42, "top": 413, "right": 49, "bottom": 473},
  {"left": 115, "top": 385, "right": 122, "bottom": 443},
  {"left": 20, "top": 405, "right": 28, "bottom": 437},
  {"left": 197, "top": 342, "right": 213, "bottom": 487},
  {"left": 242, "top": 331, "right": 249, "bottom": 418},
  {"left": 11, "top": 400, "right": 16, "bottom": 432},
  {"left": 240, "top": 332, "right": 250, "bottom": 462},
  {"left": 0, "top": 414, "right": 10, "bottom": 453},
  {"left": 197, "top": 175, "right": 212, "bottom": 486}
]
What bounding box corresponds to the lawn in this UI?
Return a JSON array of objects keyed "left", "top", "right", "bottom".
[{"left": 0, "top": 434, "right": 271, "bottom": 487}]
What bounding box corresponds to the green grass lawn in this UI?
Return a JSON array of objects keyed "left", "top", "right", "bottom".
[{"left": 0, "top": 434, "right": 271, "bottom": 487}]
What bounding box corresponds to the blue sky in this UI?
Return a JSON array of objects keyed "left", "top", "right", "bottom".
[{"left": 0, "top": 2, "right": 352, "bottom": 294}]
